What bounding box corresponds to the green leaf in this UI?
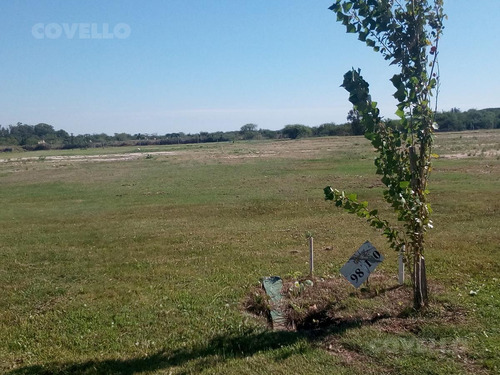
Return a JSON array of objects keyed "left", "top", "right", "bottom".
[
  {"left": 393, "top": 88, "right": 406, "bottom": 102},
  {"left": 366, "top": 38, "right": 376, "bottom": 47},
  {"left": 347, "top": 193, "right": 358, "bottom": 201},
  {"left": 390, "top": 74, "right": 400, "bottom": 85},
  {"left": 329, "top": 3, "right": 341, "bottom": 12},
  {"left": 399, "top": 181, "right": 410, "bottom": 189},
  {"left": 342, "top": 2, "right": 353, "bottom": 12}
]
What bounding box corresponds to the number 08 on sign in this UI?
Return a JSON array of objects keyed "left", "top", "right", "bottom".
[{"left": 340, "top": 241, "right": 384, "bottom": 288}]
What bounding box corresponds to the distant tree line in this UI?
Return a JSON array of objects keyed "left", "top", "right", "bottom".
[
  {"left": 1, "top": 108, "right": 498, "bottom": 151},
  {"left": 434, "top": 108, "right": 500, "bottom": 131},
  {"left": 0, "top": 121, "right": 354, "bottom": 151}
]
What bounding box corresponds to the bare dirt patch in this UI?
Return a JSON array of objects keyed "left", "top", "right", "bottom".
[
  {"left": 0, "top": 151, "right": 181, "bottom": 164},
  {"left": 243, "top": 273, "right": 474, "bottom": 371},
  {"left": 439, "top": 150, "right": 500, "bottom": 159},
  {"left": 244, "top": 273, "right": 466, "bottom": 332}
]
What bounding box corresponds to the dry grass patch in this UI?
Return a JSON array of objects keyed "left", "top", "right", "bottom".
[{"left": 245, "top": 273, "right": 465, "bottom": 332}]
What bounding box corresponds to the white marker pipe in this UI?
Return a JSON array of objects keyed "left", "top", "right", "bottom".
[{"left": 398, "top": 245, "right": 405, "bottom": 285}]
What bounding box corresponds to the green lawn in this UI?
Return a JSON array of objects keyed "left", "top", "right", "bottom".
[{"left": 1, "top": 132, "right": 499, "bottom": 374}]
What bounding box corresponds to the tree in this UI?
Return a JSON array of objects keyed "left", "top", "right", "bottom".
[
  {"left": 240, "top": 123, "right": 258, "bottom": 133},
  {"left": 114, "top": 133, "right": 132, "bottom": 142},
  {"left": 282, "top": 124, "right": 312, "bottom": 139},
  {"left": 33, "top": 123, "right": 55, "bottom": 138},
  {"left": 259, "top": 129, "right": 279, "bottom": 139},
  {"left": 324, "top": 0, "right": 445, "bottom": 309},
  {"left": 240, "top": 123, "right": 259, "bottom": 140},
  {"left": 347, "top": 108, "right": 364, "bottom": 135},
  {"left": 434, "top": 110, "right": 464, "bottom": 131}
]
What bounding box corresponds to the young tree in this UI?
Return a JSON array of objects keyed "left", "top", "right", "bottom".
[{"left": 324, "top": 0, "right": 445, "bottom": 309}]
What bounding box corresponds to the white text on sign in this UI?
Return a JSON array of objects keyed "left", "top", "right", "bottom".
[{"left": 340, "top": 241, "right": 384, "bottom": 288}]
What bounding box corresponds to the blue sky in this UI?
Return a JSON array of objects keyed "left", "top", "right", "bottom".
[{"left": 1, "top": 0, "right": 499, "bottom": 135}]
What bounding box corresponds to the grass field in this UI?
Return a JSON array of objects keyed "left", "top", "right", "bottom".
[{"left": 1, "top": 130, "right": 499, "bottom": 374}]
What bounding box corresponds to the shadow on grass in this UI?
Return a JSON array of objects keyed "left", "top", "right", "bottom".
[{"left": 7, "top": 320, "right": 366, "bottom": 375}]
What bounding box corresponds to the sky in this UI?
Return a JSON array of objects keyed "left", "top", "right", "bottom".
[{"left": 1, "top": 0, "right": 499, "bottom": 136}]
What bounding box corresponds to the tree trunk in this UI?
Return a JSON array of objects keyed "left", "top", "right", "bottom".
[
  {"left": 413, "top": 253, "right": 428, "bottom": 309},
  {"left": 409, "top": 145, "right": 429, "bottom": 310}
]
